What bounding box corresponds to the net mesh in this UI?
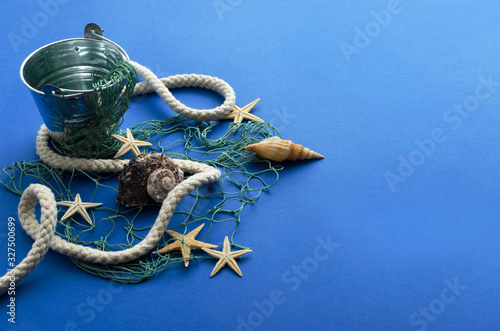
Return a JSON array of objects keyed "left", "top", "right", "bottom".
[
  {"left": 57, "top": 60, "right": 137, "bottom": 159},
  {"left": 1, "top": 116, "right": 282, "bottom": 283}
]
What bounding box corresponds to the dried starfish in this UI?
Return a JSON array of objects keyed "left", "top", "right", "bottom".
[
  {"left": 154, "top": 224, "right": 217, "bottom": 267},
  {"left": 57, "top": 194, "right": 103, "bottom": 226},
  {"left": 225, "top": 98, "right": 264, "bottom": 124},
  {"left": 202, "top": 236, "right": 252, "bottom": 277},
  {"left": 111, "top": 128, "right": 152, "bottom": 158}
]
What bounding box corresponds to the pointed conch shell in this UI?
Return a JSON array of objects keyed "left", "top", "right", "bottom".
[{"left": 245, "top": 137, "right": 324, "bottom": 162}]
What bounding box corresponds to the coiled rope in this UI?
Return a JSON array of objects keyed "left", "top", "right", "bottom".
[{"left": 0, "top": 61, "right": 233, "bottom": 294}]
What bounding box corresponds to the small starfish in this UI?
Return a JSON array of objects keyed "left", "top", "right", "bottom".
[
  {"left": 154, "top": 224, "right": 217, "bottom": 267},
  {"left": 202, "top": 236, "right": 252, "bottom": 277},
  {"left": 57, "top": 194, "right": 103, "bottom": 226},
  {"left": 225, "top": 98, "right": 264, "bottom": 124},
  {"left": 111, "top": 128, "right": 152, "bottom": 158}
]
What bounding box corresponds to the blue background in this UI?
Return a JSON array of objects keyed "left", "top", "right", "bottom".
[{"left": 1, "top": 0, "right": 500, "bottom": 330}]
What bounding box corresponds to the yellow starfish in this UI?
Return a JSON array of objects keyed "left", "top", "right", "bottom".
[
  {"left": 111, "top": 128, "right": 152, "bottom": 158},
  {"left": 202, "top": 236, "right": 252, "bottom": 277},
  {"left": 154, "top": 224, "right": 217, "bottom": 267},
  {"left": 57, "top": 194, "right": 103, "bottom": 226},
  {"left": 225, "top": 98, "right": 264, "bottom": 124}
]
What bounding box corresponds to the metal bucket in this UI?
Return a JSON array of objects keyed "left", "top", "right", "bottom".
[{"left": 20, "top": 23, "right": 130, "bottom": 133}]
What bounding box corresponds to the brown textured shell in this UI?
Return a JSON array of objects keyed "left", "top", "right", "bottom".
[
  {"left": 117, "top": 152, "right": 184, "bottom": 207},
  {"left": 245, "top": 138, "right": 324, "bottom": 162}
]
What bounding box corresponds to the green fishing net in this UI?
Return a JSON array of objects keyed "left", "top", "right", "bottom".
[
  {"left": 1, "top": 116, "right": 282, "bottom": 283},
  {"left": 57, "top": 60, "right": 137, "bottom": 159}
]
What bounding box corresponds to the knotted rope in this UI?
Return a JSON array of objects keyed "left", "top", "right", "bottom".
[{"left": 0, "top": 61, "right": 231, "bottom": 294}]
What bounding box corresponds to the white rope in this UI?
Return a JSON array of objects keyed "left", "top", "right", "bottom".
[
  {"left": 0, "top": 184, "right": 58, "bottom": 295},
  {"left": 0, "top": 126, "right": 220, "bottom": 295},
  {"left": 0, "top": 61, "right": 229, "bottom": 294},
  {"left": 131, "top": 61, "right": 235, "bottom": 122}
]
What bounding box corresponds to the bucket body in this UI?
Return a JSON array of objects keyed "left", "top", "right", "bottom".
[{"left": 20, "top": 36, "right": 129, "bottom": 133}]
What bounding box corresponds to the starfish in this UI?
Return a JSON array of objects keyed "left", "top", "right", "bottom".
[
  {"left": 153, "top": 224, "right": 218, "bottom": 267},
  {"left": 111, "top": 128, "right": 152, "bottom": 158},
  {"left": 57, "top": 194, "right": 103, "bottom": 226},
  {"left": 202, "top": 236, "right": 252, "bottom": 277},
  {"left": 225, "top": 98, "right": 264, "bottom": 124}
]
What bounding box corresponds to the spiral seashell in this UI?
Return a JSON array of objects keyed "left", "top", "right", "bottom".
[
  {"left": 117, "top": 152, "right": 184, "bottom": 207},
  {"left": 147, "top": 167, "right": 184, "bottom": 203},
  {"left": 245, "top": 137, "right": 324, "bottom": 162}
]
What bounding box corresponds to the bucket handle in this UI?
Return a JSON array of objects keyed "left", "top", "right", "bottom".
[
  {"left": 49, "top": 89, "right": 88, "bottom": 99},
  {"left": 84, "top": 23, "right": 128, "bottom": 61},
  {"left": 42, "top": 85, "right": 83, "bottom": 100}
]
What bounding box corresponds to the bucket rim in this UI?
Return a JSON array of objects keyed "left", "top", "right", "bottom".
[{"left": 20, "top": 37, "right": 130, "bottom": 96}]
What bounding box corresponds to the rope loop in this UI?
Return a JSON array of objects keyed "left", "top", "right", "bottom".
[
  {"left": 1, "top": 61, "right": 229, "bottom": 294},
  {"left": 0, "top": 184, "right": 58, "bottom": 295},
  {"left": 132, "top": 61, "right": 236, "bottom": 122}
]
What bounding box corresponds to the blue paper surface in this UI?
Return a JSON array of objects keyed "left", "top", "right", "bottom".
[{"left": 1, "top": 1, "right": 500, "bottom": 330}]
